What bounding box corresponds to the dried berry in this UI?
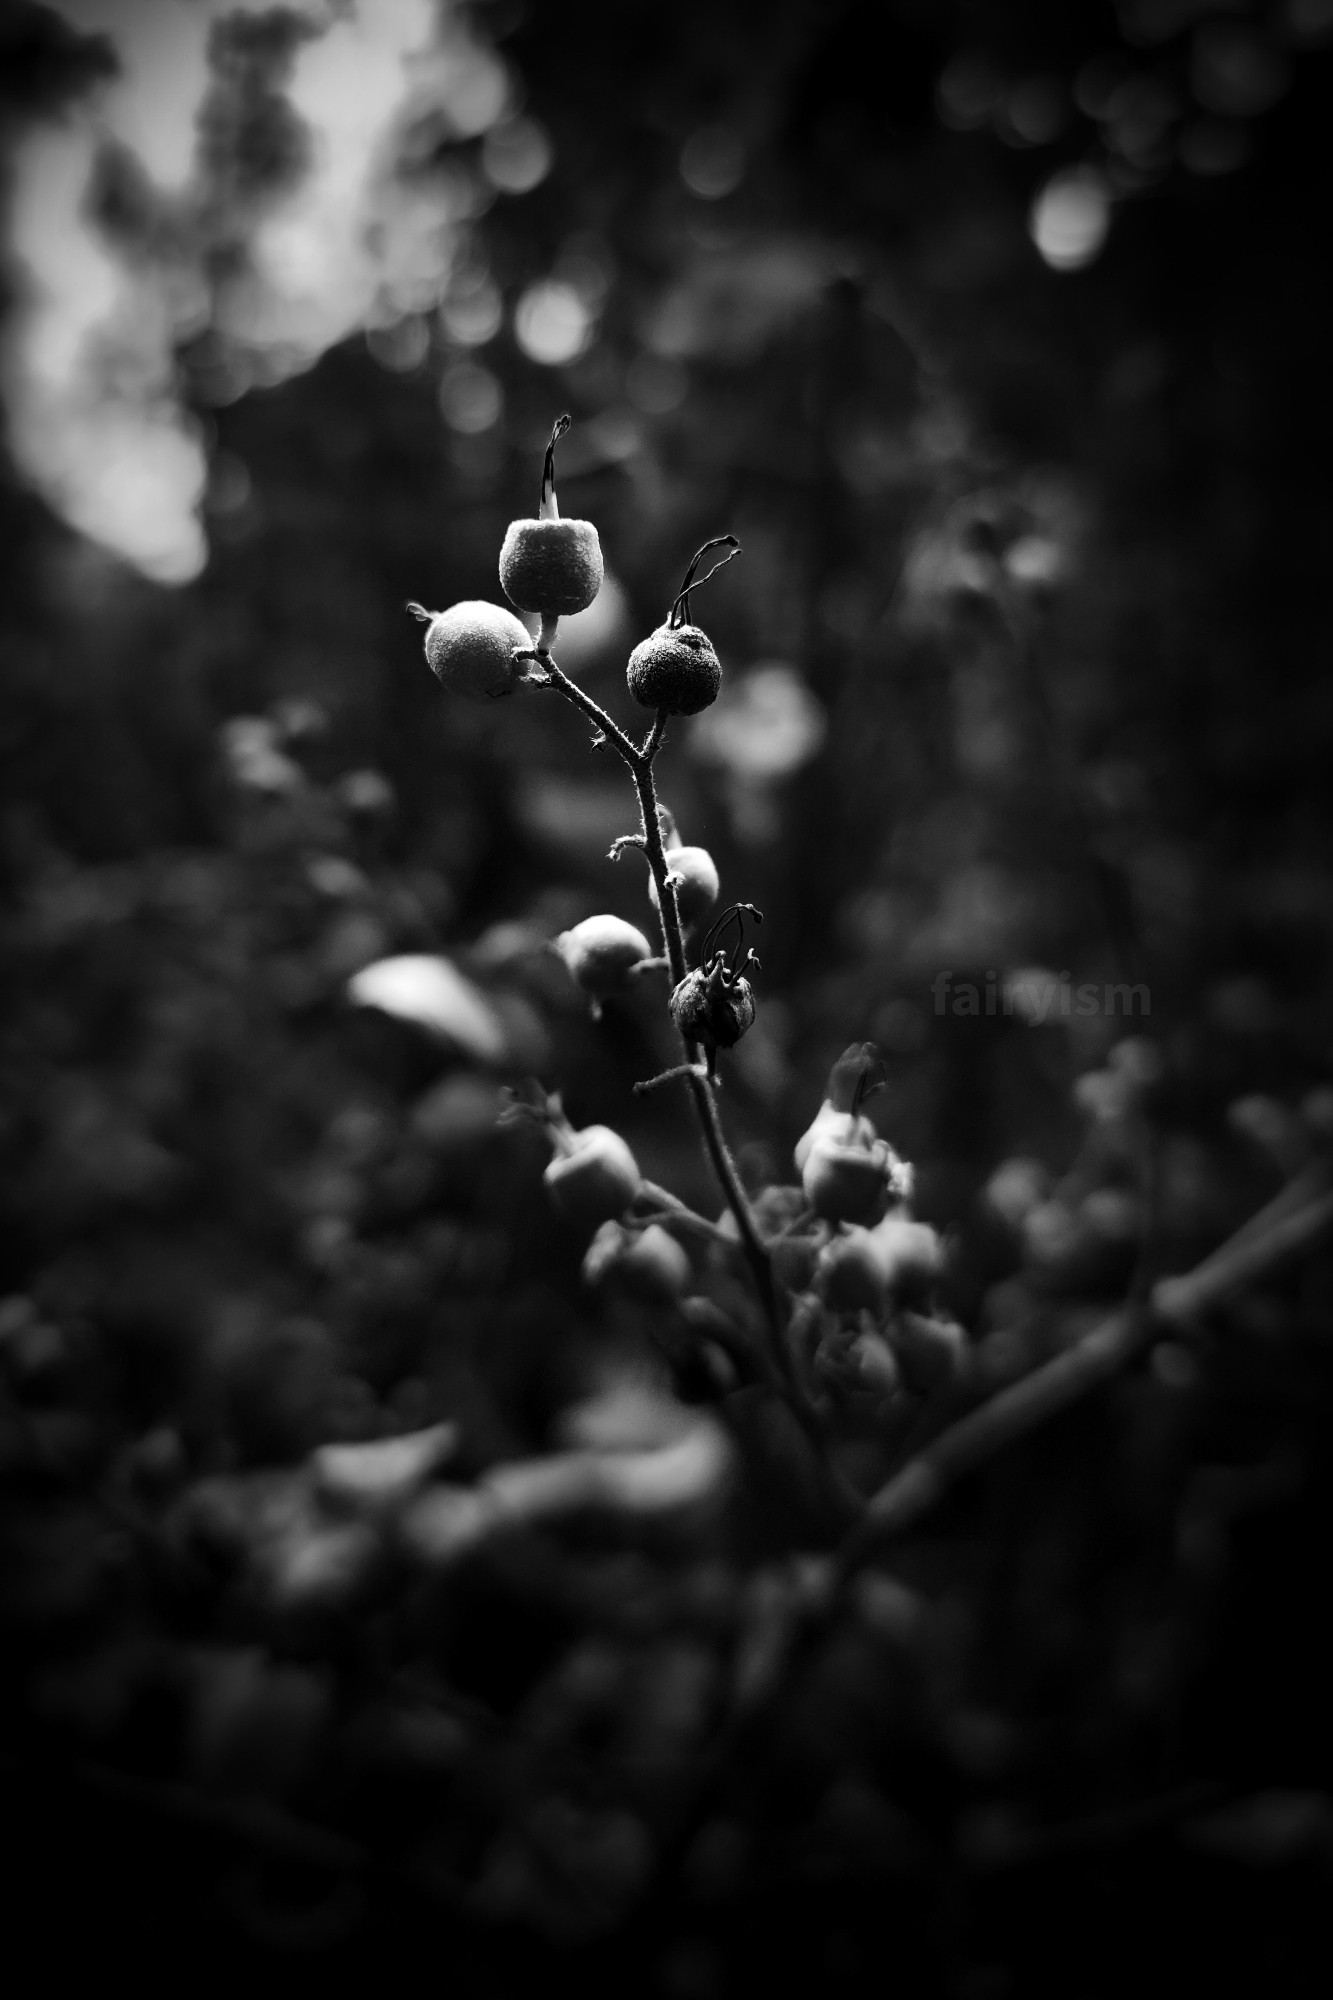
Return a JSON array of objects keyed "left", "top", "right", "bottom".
[
  {"left": 499, "top": 414, "right": 603, "bottom": 617},
  {"left": 411, "top": 600, "right": 532, "bottom": 702},
  {"left": 626, "top": 536, "right": 739, "bottom": 715},
  {"left": 668, "top": 903, "right": 761, "bottom": 1072}
]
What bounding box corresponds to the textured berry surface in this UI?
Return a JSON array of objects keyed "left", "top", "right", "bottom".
[
  {"left": 500, "top": 517, "right": 604, "bottom": 616},
  {"left": 626, "top": 623, "right": 722, "bottom": 715},
  {"left": 669, "top": 966, "right": 754, "bottom": 1049},
  {"left": 423, "top": 601, "right": 531, "bottom": 702}
]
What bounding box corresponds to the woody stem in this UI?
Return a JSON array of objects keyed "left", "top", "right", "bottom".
[
  {"left": 631, "top": 734, "right": 827, "bottom": 1451},
  {"left": 540, "top": 658, "right": 828, "bottom": 1450}
]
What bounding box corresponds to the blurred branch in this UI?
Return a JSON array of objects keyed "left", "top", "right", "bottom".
[{"left": 838, "top": 1181, "right": 1333, "bottom": 1573}]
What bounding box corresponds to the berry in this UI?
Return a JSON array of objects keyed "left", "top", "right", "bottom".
[
  {"left": 500, "top": 517, "right": 604, "bottom": 617},
  {"left": 544, "top": 1125, "right": 641, "bottom": 1230},
  {"left": 554, "top": 915, "right": 653, "bottom": 999},
  {"left": 625, "top": 535, "right": 740, "bottom": 716},
  {"left": 499, "top": 412, "right": 603, "bottom": 618},
  {"left": 415, "top": 600, "right": 532, "bottom": 703},
  {"left": 670, "top": 961, "right": 755, "bottom": 1051},
  {"left": 668, "top": 902, "right": 761, "bottom": 1068},
  {"left": 649, "top": 844, "right": 720, "bottom": 929},
  {"left": 628, "top": 624, "right": 722, "bottom": 716},
  {"left": 815, "top": 1228, "right": 888, "bottom": 1311}
]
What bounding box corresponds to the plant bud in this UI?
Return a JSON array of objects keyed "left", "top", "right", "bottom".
[
  {"left": 544, "top": 1125, "right": 641, "bottom": 1230},
  {"left": 848, "top": 1328, "right": 902, "bottom": 1396},
  {"left": 418, "top": 600, "right": 532, "bottom": 702},
  {"left": 770, "top": 1230, "right": 822, "bottom": 1291},
  {"left": 890, "top": 1311, "right": 966, "bottom": 1394},
  {"left": 866, "top": 1215, "right": 945, "bottom": 1300},
  {"left": 793, "top": 1101, "right": 879, "bottom": 1175},
  {"left": 583, "top": 1220, "right": 691, "bottom": 1303},
  {"left": 814, "top": 1320, "right": 900, "bottom": 1398},
  {"left": 500, "top": 517, "right": 604, "bottom": 617},
  {"left": 554, "top": 915, "right": 653, "bottom": 999},
  {"left": 802, "top": 1132, "right": 899, "bottom": 1225},
  {"left": 815, "top": 1227, "right": 887, "bottom": 1311},
  {"left": 627, "top": 623, "right": 722, "bottom": 716},
  {"left": 649, "top": 844, "right": 720, "bottom": 929}
]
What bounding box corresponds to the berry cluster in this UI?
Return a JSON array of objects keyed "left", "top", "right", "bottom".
[{"left": 409, "top": 418, "right": 963, "bottom": 1514}]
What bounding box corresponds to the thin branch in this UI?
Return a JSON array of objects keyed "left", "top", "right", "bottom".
[
  {"left": 532, "top": 653, "right": 643, "bottom": 765},
  {"left": 541, "top": 652, "right": 853, "bottom": 1519},
  {"left": 836, "top": 1182, "right": 1333, "bottom": 1575}
]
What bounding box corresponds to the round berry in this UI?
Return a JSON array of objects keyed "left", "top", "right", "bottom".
[
  {"left": 627, "top": 623, "right": 721, "bottom": 716},
  {"left": 419, "top": 600, "right": 532, "bottom": 702},
  {"left": 500, "top": 517, "right": 604, "bottom": 618},
  {"left": 649, "top": 845, "right": 720, "bottom": 929},
  {"left": 554, "top": 915, "right": 653, "bottom": 999}
]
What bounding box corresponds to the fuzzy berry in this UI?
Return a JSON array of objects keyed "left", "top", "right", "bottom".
[
  {"left": 500, "top": 517, "right": 604, "bottom": 617},
  {"left": 626, "top": 534, "right": 740, "bottom": 716},
  {"left": 544, "top": 1125, "right": 641, "bottom": 1230},
  {"left": 627, "top": 623, "right": 722, "bottom": 716},
  {"left": 499, "top": 411, "right": 604, "bottom": 620},
  {"left": 417, "top": 600, "right": 531, "bottom": 703},
  {"left": 553, "top": 915, "right": 653, "bottom": 999}
]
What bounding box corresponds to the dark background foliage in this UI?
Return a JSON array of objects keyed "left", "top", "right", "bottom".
[{"left": 2, "top": 1, "right": 1332, "bottom": 1991}]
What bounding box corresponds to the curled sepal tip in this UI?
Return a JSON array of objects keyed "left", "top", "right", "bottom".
[
  {"left": 540, "top": 412, "right": 573, "bottom": 519},
  {"left": 669, "top": 534, "right": 741, "bottom": 631}
]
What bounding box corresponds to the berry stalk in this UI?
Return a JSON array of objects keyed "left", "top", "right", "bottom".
[{"left": 535, "top": 645, "right": 837, "bottom": 1469}]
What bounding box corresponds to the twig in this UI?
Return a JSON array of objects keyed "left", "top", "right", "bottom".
[
  {"left": 538, "top": 643, "right": 854, "bottom": 1520},
  {"left": 837, "top": 1182, "right": 1333, "bottom": 1574}
]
